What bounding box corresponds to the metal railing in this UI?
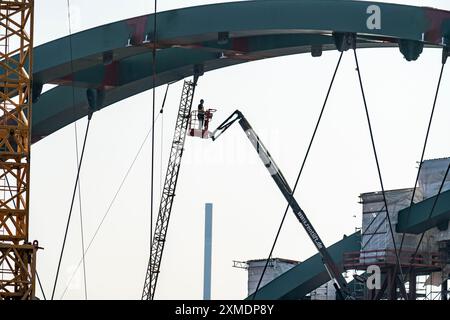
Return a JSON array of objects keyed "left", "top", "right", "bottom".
[{"left": 344, "top": 249, "right": 443, "bottom": 269}]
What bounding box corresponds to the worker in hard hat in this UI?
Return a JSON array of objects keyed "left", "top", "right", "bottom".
[{"left": 197, "top": 99, "right": 205, "bottom": 130}]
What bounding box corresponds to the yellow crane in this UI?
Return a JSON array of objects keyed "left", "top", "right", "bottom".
[{"left": 0, "top": 0, "right": 37, "bottom": 300}]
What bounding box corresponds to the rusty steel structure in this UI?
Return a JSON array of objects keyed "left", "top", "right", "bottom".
[{"left": 0, "top": 0, "right": 37, "bottom": 300}]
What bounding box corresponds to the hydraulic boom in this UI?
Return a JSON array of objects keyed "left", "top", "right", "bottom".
[{"left": 211, "top": 110, "right": 351, "bottom": 299}]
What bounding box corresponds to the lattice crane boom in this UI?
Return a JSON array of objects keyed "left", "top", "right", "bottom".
[
  {"left": 142, "top": 78, "right": 198, "bottom": 300},
  {"left": 0, "top": 0, "right": 37, "bottom": 300}
]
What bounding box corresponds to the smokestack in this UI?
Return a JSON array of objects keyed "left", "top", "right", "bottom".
[{"left": 203, "top": 203, "right": 213, "bottom": 300}]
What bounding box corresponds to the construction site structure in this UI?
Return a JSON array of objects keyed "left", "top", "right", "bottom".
[
  {"left": 0, "top": 0, "right": 448, "bottom": 302},
  {"left": 309, "top": 280, "right": 337, "bottom": 300},
  {"left": 238, "top": 158, "right": 450, "bottom": 300},
  {"left": 142, "top": 78, "right": 198, "bottom": 300},
  {"left": 343, "top": 158, "right": 450, "bottom": 300},
  {"left": 212, "top": 110, "right": 353, "bottom": 299},
  {"left": 233, "top": 258, "right": 299, "bottom": 297},
  {"left": 0, "top": 0, "right": 37, "bottom": 300},
  {"left": 349, "top": 189, "right": 440, "bottom": 272}
]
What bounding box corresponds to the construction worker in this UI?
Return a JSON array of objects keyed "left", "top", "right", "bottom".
[{"left": 197, "top": 99, "right": 205, "bottom": 130}]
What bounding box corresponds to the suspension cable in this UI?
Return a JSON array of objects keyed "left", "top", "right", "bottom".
[
  {"left": 353, "top": 48, "right": 408, "bottom": 299},
  {"left": 160, "top": 102, "right": 164, "bottom": 195},
  {"left": 75, "top": 137, "right": 88, "bottom": 300},
  {"left": 58, "top": 81, "right": 174, "bottom": 298},
  {"left": 59, "top": 121, "right": 153, "bottom": 299},
  {"left": 398, "top": 62, "right": 446, "bottom": 282},
  {"left": 74, "top": 123, "right": 88, "bottom": 300},
  {"left": 160, "top": 84, "right": 170, "bottom": 196},
  {"left": 36, "top": 271, "right": 47, "bottom": 300},
  {"left": 252, "top": 51, "right": 343, "bottom": 299},
  {"left": 404, "top": 161, "right": 450, "bottom": 287},
  {"left": 149, "top": 0, "right": 158, "bottom": 294},
  {"left": 4, "top": 175, "right": 49, "bottom": 300},
  {"left": 66, "top": 0, "right": 88, "bottom": 299},
  {"left": 360, "top": 205, "right": 388, "bottom": 251},
  {"left": 51, "top": 116, "right": 93, "bottom": 300}
]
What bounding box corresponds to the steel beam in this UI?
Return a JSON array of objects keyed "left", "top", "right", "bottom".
[
  {"left": 9, "top": 0, "right": 449, "bottom": 143},
  {"left": 0, "top": 0, "right": 37, "bottom": 300},
  {"left": 397, "top": 189, "right": 450, "bottom": 234},
  {"left": 246, "top": 232, "right": 361, "bottom": 300}
]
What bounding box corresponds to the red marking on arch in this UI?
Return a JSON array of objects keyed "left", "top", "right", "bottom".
[
  {"left": 126, "top": 16, "right": 149, "bottom": 44},
  {"left": 102, "top": 61, "right": 120, "bottom": 88},
  {"left": 232, "top": 37, "right": 249, "bottom": 53},
  {"left": 424, "top": 8, "right": 450, "bottom": 44},
  {"left": 53, "top": 74, "right": 74, "bottom": 85}
]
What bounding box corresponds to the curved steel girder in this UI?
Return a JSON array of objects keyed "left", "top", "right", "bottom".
[
  {"left": 31, "top": 0, "right": 450, "bottom": 82},
  {"left": 32, "top": 36, "right": 396, "bottom": 142},
  {"left": 29, "top": 0, "right": 450, "bottom": 142},
  {"left": 52, "top": 34, "right": 349, "bottom": 88}
]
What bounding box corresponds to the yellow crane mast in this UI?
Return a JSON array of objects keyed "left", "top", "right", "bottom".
[{"left": 0, "top": 0, "right": 36, "bottom": 300}]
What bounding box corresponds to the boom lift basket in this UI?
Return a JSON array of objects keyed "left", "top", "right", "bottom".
[{"left": 189, "top": 109, "right": 216, "bottom": 139}]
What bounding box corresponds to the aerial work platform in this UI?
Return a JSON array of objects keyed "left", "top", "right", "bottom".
[
  {"left": 397, "top": 189, "right": 450, "bottom": 234},
  {"left": 246, "top": 232, "right": 361, "bottom": 300}
]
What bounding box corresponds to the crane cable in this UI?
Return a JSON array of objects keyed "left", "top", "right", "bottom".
[
  {"left": 159, "top": 84, "right": 169, "bottom": 205},
  {"left": 149, "top": 0, "right": 158, "bottom": 296},
  {"left": 66, "top": 0, "right": 88, "bottom": 299},
  {"left": 51, "top": 0, "right": 91, "bottom": 300},
  {"left": 353, "top": 48, "right": 408, "bottom": 299},
  {"left": 252, "top": 51, "right": 344, "bottom": 299},
  {"left": 75, "top": 124, "right": 88, "bottom": 300},
  {"left": 58, "top": 83, "right": 173, "bottom": 299},
  {"left": 160, "top": 87, "right": 166, "bottom": 196}
]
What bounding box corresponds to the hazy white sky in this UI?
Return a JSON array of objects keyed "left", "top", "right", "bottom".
[{"left": 30, "top": 0, "right": 450, "bottom": 300}]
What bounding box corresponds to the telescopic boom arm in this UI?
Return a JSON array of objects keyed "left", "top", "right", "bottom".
[{"left": 211, "top": 110, "right": 351, "bottom": 299}]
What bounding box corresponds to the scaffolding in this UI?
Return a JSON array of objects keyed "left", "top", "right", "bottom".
[{"left": 346, "top": 186, "right": 448, "bottom": 299}]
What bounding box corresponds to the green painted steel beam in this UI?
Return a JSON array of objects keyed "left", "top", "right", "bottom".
[
  {"left": 245, "top": 231, "right": 361, "bottom": 300},
  {"left": 397, "top": 189, "right": 450, "bottom": 234},
  {"left": 27, "top": 0, "right": 443, "bottom": 76},
  {"left": 24, "top": 0, "right": 450, "bottom": 143},
  {"left": 32, "top": 36, "right": 393, "bottom": 142},
  {"left": 28, "top": 0, "right": 450, "bottom": 84},
  {"left": 62, "top": 34, "right": 349, "bottom": 88},
  {"left": 14, "top": 0, "right": 450, "bottom": 300}
]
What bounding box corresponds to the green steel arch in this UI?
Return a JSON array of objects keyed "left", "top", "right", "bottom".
[
  {"left": 20, "top": 0, "right": 450, "bottom": 300},
  {"left": 29, "top": 0, "right": 450, "bottom": 142}
]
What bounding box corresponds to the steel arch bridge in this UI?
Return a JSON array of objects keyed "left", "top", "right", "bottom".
[
  {"left": 28, "top": 0, "right": 450, "bottom": 143},
  {"left": 17, "top": 0, "right": 450, "bottom": 299}
]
